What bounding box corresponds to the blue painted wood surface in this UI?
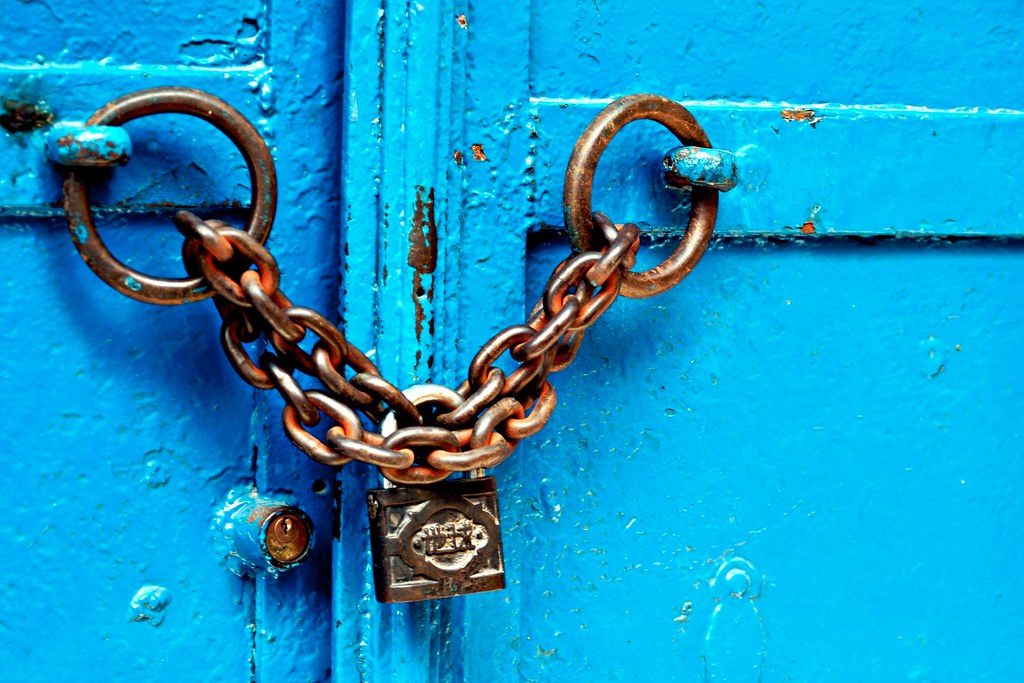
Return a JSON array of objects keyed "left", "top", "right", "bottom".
[{"left": 1, "top": 0, "right": 1022, "bottom": 681}]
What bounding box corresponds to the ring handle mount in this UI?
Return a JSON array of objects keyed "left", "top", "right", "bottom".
[
  {"left": 562, "top": 94, "right": 720, "bottom": 299},
  {"left": 61, "top": 86, "right": 277, "bottom": 305}
]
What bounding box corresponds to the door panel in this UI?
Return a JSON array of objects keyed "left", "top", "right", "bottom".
[
  {"left": 344, "top": 1, "right": 1024, "bottom": 680},
  {"left": 532, "top": 104, "right": 1024, "bottom": 236},
  {"left": 0, "top": 1, "right": 342, "bottom": 680},
  {"left": 529, "top": 1, "right": 1024, "bottom": 109},
  {"left": 503, "top": 239, "right": 1024, "bottom": 680}
]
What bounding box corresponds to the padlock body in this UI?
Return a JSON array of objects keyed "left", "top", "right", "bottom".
[{"left": 366, "top": 476, "right": 505, "bottom": 603}]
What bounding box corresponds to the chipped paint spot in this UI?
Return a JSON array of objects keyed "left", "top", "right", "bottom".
[
  {"left": 796, "top": 205, "right": 822, "bottom": 233},
  {"left": 124, "top": 276, "right": 142, "bottom": 292},
  {"left": 673, "top": 601, "right": 693, "bottom": 626},
  {"left": 453, "top": 149, "right": 465, "bottom": 165},
  {"left": 0, "top": 100, "right": 53, "bottom": 133},
  {"left": 456, "top": 13, "right": 468, "bottom": 29},
  {"left": 920, "top": 335, "right": 946, "bottom": 378},
  {"left": 408, "top": 186, "right": 438, "bottom": 345},
  {"left": 143, "top": 459, "right": 170, "bottom": 488},
  {"left": 780, "top": 108, "right": 823, "bottom": 128},
  {"left": 780, "top": 108, "right": 815, "bottom": 122},
  {"left": 471, "top": 143, "right": 488, "bottom": 161},
  {"left": 179, "top": 16, "right": 266, "bottom": 66},
  {"left": 73, "top": 223, "right": 88, "bottom": 244},
  {"left": 128, "top": 585, "right": 170, "bottom": 626}
]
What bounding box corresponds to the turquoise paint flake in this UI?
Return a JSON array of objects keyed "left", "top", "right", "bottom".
[
  {"left": 124, "top": 276, "right": 142, "bottom": 292},
  {"left": 73, "top": 222, "right": 88, "bottom": 244},
  {"left": 128, "top": 585, "right": 170, "bottom": 627}
]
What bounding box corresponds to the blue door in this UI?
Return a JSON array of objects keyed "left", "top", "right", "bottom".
[{"left": 2, "top": 1, "right": 1021, "bottom": 681}]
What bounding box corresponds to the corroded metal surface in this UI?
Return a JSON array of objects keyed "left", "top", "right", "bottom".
[
  {"left": 367, "top": 477, "right": 505, "bottom": 603},
  {"left": 4, "top": 0, "right": 1024, "bottom": 679},
  {"left": 216, "top": 490, "right": 313, "bottom": 573},
  {"left": 59, "top": 93, "right": 680, "bottom": 495}
]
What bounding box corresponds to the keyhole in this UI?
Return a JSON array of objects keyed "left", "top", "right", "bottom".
[
  {"left": 271, "top": 514, "right": 302, "bottom": 544},
  {"left": 263, "top": 510, "right": 311, "bottom": 565}
]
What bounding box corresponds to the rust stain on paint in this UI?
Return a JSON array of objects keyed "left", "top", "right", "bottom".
[
  {"left": 800, "top": 220, "right": 816, "bottom": 234},
  {"left": 780, "top": 108, "right": 815, "bottom": 122},
  {"left": 408, "top": 186, "right": 438, "bottom": 345},
  {"left": 0, "top": 100, "right": 53, "bottom": 133},
  {"left": 781, "top": 108, "right": 823, "bottom": 128},
  {"left": 471, "top": 143, "right": 488, "bottom": 161},
  {"left": 453, "top": 149, "right": 465, "bottom": 165},
  {"left": 456, "top": 14, "right": 468, "bottom": 29}
]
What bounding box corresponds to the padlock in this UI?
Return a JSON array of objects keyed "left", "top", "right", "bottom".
[{"left": 366, "top": 474, "right": 505, "bottom": 603}]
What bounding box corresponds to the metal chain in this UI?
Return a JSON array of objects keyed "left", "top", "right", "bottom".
[
  {"left": 58, "top": 90, "right": 720, "bottom": 485},
  {"left": 173, "top": 208, "right": 639, "bottom": 484}
]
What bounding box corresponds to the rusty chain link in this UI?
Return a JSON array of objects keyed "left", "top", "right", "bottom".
[{"left": 60, "top": 88, "right": 720, "bottom": 485}]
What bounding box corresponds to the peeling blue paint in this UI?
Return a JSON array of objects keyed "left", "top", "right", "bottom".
[{"left": 123, "top": 276, "right": 142, "bottom": 292}]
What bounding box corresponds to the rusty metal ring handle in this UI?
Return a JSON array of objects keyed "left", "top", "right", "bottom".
[
  {"left": 61, "top": 86, "right": 277, "bottom": 305},
  {"left": 563, "top": 94, "right": 719, "bottom": 299}
]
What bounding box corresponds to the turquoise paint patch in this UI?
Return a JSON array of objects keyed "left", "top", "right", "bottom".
[
  {"left": 73, "top": 223, "right": 88, "bottom": 244},
  {"left": 124, "top": 276, "right": 142, "bottom": 292}
]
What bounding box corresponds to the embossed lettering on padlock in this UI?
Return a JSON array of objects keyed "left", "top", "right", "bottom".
[{"left": 366, "top": 476, "right": 505, "bottom": 603}]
